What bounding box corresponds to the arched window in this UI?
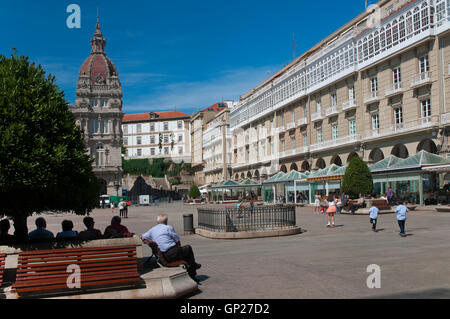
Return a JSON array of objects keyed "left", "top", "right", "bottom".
[
  {"left": 421, "top": 2, "right": 429, "bottom": 31},
  {"left": 374, "top": 31, "right": 380, "bottom": 54},
  {"left": 363, "top": 38, "right": 368, "bottom": 61},
  {"left": 385, "top": 24, "right": 392, "bottom": 48},
  {"left": 392, "top": 20, "right": 399, "bottom": 45},
  {"left": 406, "top": 12, "right": 413, "bottom": 37},
  {"left": 413, "top": 7, "right": 421, "bottom": 34},
  {"left": 368, "top": 34, "right": 374, "bottom": 57},
  {"left": 358, "top": 40, "right": 363, "bottom": 62},
  {"left": 380, "top": 27, "right": 386, "bottom": 51},
  {"left": 399, "top": 16, "right": 406, "bottom": 42}
]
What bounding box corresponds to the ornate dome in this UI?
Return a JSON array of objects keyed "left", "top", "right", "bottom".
[{"left": 78, "top": 19, "right": 119, "bottom": 85}]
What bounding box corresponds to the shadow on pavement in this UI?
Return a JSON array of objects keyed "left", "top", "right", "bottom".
[{"left": 370, "top": 288, "right": 450, "bottom": 299}]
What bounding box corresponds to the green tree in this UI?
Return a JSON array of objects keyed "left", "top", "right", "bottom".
[
  {"left": 342, "top": 156, "right": 373, "bottom": 198},
  {"left": 0, "top": 52, "right": 100, "bottom": 242},
  {"left": 188, "top": 185, "right": 201, "bottom": 199}
]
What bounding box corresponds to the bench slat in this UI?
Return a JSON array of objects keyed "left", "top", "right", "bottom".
[
  {"left": 13, "top": 277, "right": 141, "bottom": 293},
  {"left": 18, "top": 251, "right": 136, "bottom": 263},
  {"left": 18, "top": 249, "right": 136, "bottom": 261},
  {"left": 16, "top": 266, "right": 138, "bottom": 280},
  {"left": 18, "top": 245, "right": 137, "bottom": 256},
  {"left": 13, "top": 246, "right": 142, "bottom": 297},
  {"left": 13, "top": 271, "right": 140, "bottom": 288},
  {"left": 17, "top": 256, "right": 137, "bottom": 269},
  {"left": 17, "top": 260, "right": 138, "bottom": 274}
]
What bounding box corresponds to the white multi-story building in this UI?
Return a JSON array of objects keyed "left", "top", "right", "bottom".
[
  {"left": 202, "top": 108, "right": 232, "bottom": 184},
  {"left": 190, "top": 101, "right": 236, "bottom": 185},
  {"left": 122, "top": 111, "right": 191, "bottom": 163},
  {"left": 231, "top": 0, "right": 450, "bottom": 184}
]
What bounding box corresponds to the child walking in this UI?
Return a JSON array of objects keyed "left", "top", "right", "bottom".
[
  {"left": 396, "top": 201, "right": 409, "bottom": 237},
  {"left": 369, "top": 204, "right": 379, "bottom": 232},
  {"left": 314, "top": 192, "right": 321, "bottom": 214},
  {"left": 326, "top": 195, "right": 337, "bottom": 228}
]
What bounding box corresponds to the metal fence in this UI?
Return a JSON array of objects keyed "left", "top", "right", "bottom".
[{"left": 197, "top": 205, "right": 296, "bottom": 232}]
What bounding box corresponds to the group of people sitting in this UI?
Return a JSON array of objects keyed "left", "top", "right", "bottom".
[
  {"left": 315, "top": 193, "right": 366, "bottom": 215},
  {"left": 1, "top": 213, "right": 202, "bottom": 283},
  {"left": 0, "top": 216, "right": 133, "bottom": 244}
]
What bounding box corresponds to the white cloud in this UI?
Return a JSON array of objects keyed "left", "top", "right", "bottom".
[{"left": 123, "top": 65, "right": 280, "bottom": 113}]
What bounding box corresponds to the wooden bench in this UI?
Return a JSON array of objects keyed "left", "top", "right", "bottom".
[
  {"left": 0, "top": 253, "right": 5, "bottom": 287},
  {"left": 143, "top": 239, "right": 188, "bottom": 269},
  {"left": 370, "top": 199, "right": 391, "bottom": 211},
  {"left": 11, "top": 245, "right": 142, "bottom": 297}
]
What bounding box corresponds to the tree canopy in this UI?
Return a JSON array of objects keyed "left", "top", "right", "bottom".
[
  {"left": 0, "top": 52, "right": 100, "bottom": 241},
  {"left": 341, "top": 156, "right": 373, "bottom": 198},
  {"left": 188, "top": 185, "right": 201, "bottom": 199}
]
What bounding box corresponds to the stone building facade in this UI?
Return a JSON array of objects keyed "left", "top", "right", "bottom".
[
  {"left": 71, "top": 20, "right": 124, "bottom": 196},
  {"left": 230, "top": 0, "right": 450, "bottom": 180}
]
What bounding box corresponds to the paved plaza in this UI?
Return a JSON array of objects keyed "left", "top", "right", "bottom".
[{"left": 26, "top": 202, "right": 450, "bottom": 299}]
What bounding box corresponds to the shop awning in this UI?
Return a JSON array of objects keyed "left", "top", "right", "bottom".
[
  {"left": 421, "top": 164, "right": 450, "bottom": 173},
  {"left": 377, "top": 151, "right": 450, "bottom": 172},
  {"left": 306, "top": 164, "right": 344, "bottom": 182},
  {"left": 369, "top": 155, "right": 402, "bottom": 172}
]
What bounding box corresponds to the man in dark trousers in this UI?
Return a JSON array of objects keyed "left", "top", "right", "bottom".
[{"left": 141, "top": 214, "right": 201, "bottom": 281}]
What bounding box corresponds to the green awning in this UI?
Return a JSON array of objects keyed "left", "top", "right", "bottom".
[
  {"left": 370, "top": 155, "right": 402, "bottom": 172},
  {"left": 388, "top": 150, "right": 450, "bottom": 170}
]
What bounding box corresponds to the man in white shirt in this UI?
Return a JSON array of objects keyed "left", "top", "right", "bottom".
[{"left": 142, "top": 214, "right": 201, "bottom": 281}]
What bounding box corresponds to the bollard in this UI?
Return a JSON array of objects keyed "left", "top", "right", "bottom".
[{"left": 183, "top": 214, "right": 194, "bottom": 234}]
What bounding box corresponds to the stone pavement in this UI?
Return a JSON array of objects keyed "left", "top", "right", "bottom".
[{"left": 24, "top": 202, "right": 450, "bottom": 299}]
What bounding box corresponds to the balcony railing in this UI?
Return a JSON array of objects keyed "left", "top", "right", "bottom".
[
  {"left": 311, "top": 111, "right": 324, "bottom": 122},
  {"left": 204, "top": 164, "right": 225, "bottom": 173},
  {"left": 297, "top": 117, "right": 307, "bottom": 127},
  {"left": 364, "top": 115, "right": 440, "bottom": 140},
  {"left": 385, "top": 82, "right": 404, "bottom": 98},
  {"left": 310, "top": 134, "right": 360, "bottom": 152},
  {"left": 364, "top": 91, "right": 380, "bottom": 104},
  {"left": 325, "top": 106, "right": 339, "bottom": 117},
  {"left": 342, "top": 99, "right": 357, "bottom": 111},
  {"left": 286, "top": 121, "right": 296, "bottom": 130},
  {"left": 411, "top": 72, "right": 432, "bottom": 88}
]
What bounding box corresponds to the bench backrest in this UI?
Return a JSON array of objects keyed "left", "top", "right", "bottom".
[
  {"left": 13, "top": 245, "right": 140, "bottom": 295},
  {"left": 0, "top": 253, "right": 5, "bottom": 286}
]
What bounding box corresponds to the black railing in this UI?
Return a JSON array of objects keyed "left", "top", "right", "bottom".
[{"left": 197, "top": 205, "right": 296, "bottom": 232}]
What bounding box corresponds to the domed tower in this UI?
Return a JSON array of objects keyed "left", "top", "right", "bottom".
[{"left": 72, "top": 18, "right": 123, "bottom": 196}]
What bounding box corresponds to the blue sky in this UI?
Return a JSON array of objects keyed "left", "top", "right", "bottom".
[{"left": 0, "top": 0, "right": 369, "bottom": 115}]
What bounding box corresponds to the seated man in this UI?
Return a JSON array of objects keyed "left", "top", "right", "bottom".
[
  {"left": 350, "top": 194, "right": 365, "bottom": 215},
  {"left": 141, "top": 214, "right": 201, "bottom": 281},
  {"left": 56, "top": 220, "right": 78, "bottom": 238},
  {"left": 0, "top": 218, "right": 15, "bottom": 245},
  {"left": 78, "top": 217, "right": 103, "bottom": 240},
  {"left": 104, "top": 216, "right": 132, "bottom": 238},
  {"left": 28, "top": 217, "right": 54, "bottom": 240}
]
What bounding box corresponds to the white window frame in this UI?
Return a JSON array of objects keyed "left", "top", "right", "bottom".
[
  {"left": 394, "top": 107, "right": 403, "bottom": 129},
  {"left": 349, "top": 120, "right": 356, "bottom": 136},
  {"left": 421, "top": 98, "right": 431, "bottom": 123},
  {"left": 332, "top": 125, "right": 339, "bottom": 141}
]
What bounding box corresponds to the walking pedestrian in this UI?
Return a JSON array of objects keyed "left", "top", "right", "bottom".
[
  {"left": 118, "top": 199, "right": 125, "bottom": 218},
  {"left": 369, "top": 205, "right": 379, "bottom": 232},
  {"left": 314, "top": 192, "right": 321, "bottom": 214},
  {"left": 396, "top": 201, "right": 408, "bottom": 237},
  {"left": 326, "top": 195, "right": 337, "bottom": 228},
  {"left": 387, "top": 186, "right": 393, "bottom": 206}
]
